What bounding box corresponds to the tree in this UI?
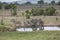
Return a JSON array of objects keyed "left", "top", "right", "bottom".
[
  {"left": 12, "top": 4, "right": 17, "bottom": 16},
  {"left": 13, "top": 8, "right": 17, "bottom": 16},
  {"left": 51, "top": 0, "right": 55, "bottom": 5},
  {"left": 9, "top": 3, "right": 17, "bottom": 16},
  {"left": 31, "top": 7, "right": 56, "bottom": 16},
  {"left": 45, "top": 7, "right": 56, "bottom": 16},
  {"left": 31, "top": 9, "right": 34, "bottom": 13},
  {"left": 22, "top": 12, "right": 25, "bottom": 27},
  {"left": 14, "top": 1, "right": 19, "bottom": 5},
  {"left": 3, "top": 2, "right": 8, "bottom": 9},
  {"left": 38, "top": 0, "right": 44, "bottom": 5},
  {"left": 39, "top": 9, "right": 44, "bottom": 15},
  {"left": 25, "top": 10, "right": 31, "bottom": 19},
  {"left": 31, "top": 8, "right": 44, "bottom": 16},
  {"left": 57, "top": 1, "right": 60, "bottom": 5},
  {"left": 4, "top": 4, "right": 10, "bottom": 9},
  {"left": 1, "top": 16, "right": 4, "bottom": 25},
  {"left": 0, "top": 2, "right": 3, "bottom": 9},
  {"left": 25, "top": 1, "right": 32, "bottom": 5}
]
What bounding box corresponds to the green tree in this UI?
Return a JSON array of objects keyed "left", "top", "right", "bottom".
[
  {"left": 9, "top": 3, "right": 17, "bottom": 16},
  {"left": 14, "top": 1, "right": 19, "bottom": 5},
  {"left": 57, "top": 1, "right": 60, "bottom": 5},
  {"left": 31, "top": 9, "right": 35, "bottom": 15},
  {"left": 31, "top": 7, "right": 56, "bottom": 16},
  {"left": 45, "top": 7, "right": 56, "bottom": 16},
  {"left": 51, "top": 0, "right": 55, "bottom": 5},
  {"left": 22, "top": 12, "right": 25, "bottom": 24},
  {"left": 12, "top": 4, "right": 17, "bottom": 16},
  {"left": 31, "top": 8, "right": 44, "bottom": 16},
  {"left": 38, "top": 0, "right": 44, "bottom": 4},
  {"left": 25, "top": 1, "right": 32, "bottom": 5},
  {"left": 25, "top": 10, "right": 31, "bottom": 19},
  {"left": 4, "top": 4, "right": 10, "bottom": 9},
  {"left": 1, "top": 16, "right": 4, "bottom": 25},
  {"left": 0, "top": 2, "right": 3, "bottom": 9}
]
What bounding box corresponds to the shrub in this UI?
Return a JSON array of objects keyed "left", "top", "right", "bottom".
[
  {"left": 0, "top": 25, "right": 6, "bottom": 32},
  {"left": 25, "top": 10, "right": 31, "bottom": 19},
  {"left": 30, "top": 7, "right": 56, "bottom": 16}
]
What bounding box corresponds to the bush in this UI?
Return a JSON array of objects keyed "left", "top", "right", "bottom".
[
  {"left": 31, "top": 8, "right": 44, "bottom": 16},
  {"left": 6, "top": 27, "right": 16, "bottom": 32},
  {"left": 45, "top": 7, "right": 56, "bottom": 16},
  {"left": 13, "top": 9, "right": 17, "bottom": 16},
  {"left": 25, "top": 10, "right": 31, "bottom": 19},
  {"left": 5, "top": 23, "right": 16, "bottom": 32},
  {"left": 30, "top": 7, "right": 56, "bottom": 16},
  {"left": 0, "top": 25, "right": 6, "bottom": 32}
]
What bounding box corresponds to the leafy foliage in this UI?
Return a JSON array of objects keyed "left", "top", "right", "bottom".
[
  {"left": 30, "top": 7, "right": 56, "bottom": 16},
  {"left": 57, "top": 1, "right": 60, "bottom": 5},
  {"left": 9, "top": 3, "right": 17, "bottom": 16},
  {"left": 0, "top": 2, "right": 3, "bottom": 9},
  {"left": 25, "top": 10, "right": 31, "bottom": 19},
  {"left": 25, "top": 1, "right": 32, "bottom": 5},
  {"left": 4, "top": 4, "right": 10, "bottom": 9},
  {"left": 0, "top": 25, "right": 6, "bottom": 32},
  {"left": 51, "top": 0, "right": 55, "bottom": 5},
  {"left": 38, "top": 0, "right": 44, "bottom": 4},
  {"left": 45, "top": 7, "right": 56, "bottom": 16},
  {"left": 31, "top": 8, "right": 44, "bottom": 16}
]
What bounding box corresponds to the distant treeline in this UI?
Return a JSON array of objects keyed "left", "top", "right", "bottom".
[{"left": 0, "top": 0, "right": 60, "bottom": 9}]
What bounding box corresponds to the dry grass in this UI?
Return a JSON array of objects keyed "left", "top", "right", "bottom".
[{"left": 0, "top": 16, "right": 60, "bottom": 26}]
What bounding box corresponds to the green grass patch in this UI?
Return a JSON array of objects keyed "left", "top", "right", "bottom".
[{"left": 0, "top": 31, "right": 60, "bottom": 40}]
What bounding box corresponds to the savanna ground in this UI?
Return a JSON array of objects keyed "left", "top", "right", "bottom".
[
  {"left": 0, "top": 16, "right": 60, "bottom": 32},
  {"left": 0, "top": 16, "right": 60, "bottom": 40},
  {"left": 0, "top": 16, "right": 60, "bottom": 26},
  {"left": 0, "top": 31, "right": 60, "bottom": 40}
]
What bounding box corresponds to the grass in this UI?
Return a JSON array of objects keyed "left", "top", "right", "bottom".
[
  {"left": 0, "top": 16, "right": 60, "bottom": 29},
  {"left": 0, "top": 31, "right": 60, "bottom": 40},
  {"left": 2, "top": 16, "right": 60, "bottom": 24}
]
